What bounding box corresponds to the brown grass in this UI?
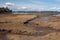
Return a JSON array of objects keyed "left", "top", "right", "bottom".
[{"left": 0, "top": 14, "right": 60, "bottom": 40}]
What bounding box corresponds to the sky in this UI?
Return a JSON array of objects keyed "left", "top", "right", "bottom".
[{"left": 0, "top": 0, "right": 60, "bottom": 11}]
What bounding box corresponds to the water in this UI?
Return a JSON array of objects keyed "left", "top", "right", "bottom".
[{"left": 54, "top": 14, "right": 60, "bottom": 16}]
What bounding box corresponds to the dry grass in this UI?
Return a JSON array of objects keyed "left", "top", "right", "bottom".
[{"left": 0, "top": 14, "right": 60, "bottom": 40}]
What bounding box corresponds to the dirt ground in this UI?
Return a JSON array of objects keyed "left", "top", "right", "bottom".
[{"left": 0, "top": 14, "right": 60, "bottom": 40}]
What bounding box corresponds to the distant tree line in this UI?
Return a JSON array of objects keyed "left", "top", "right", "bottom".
[
  {"left": 0, "top": 7, "right": 12, "bottom": 14},
  {"left": 13, "top": 11, "right": 60, "bottom": 14}
]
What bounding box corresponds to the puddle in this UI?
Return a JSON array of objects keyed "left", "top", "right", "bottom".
[
  {"left": 30, "top": 16, "right": 52, "bottom": 22},
  {"left": 24, "top": 16, "right": 53, "bottom": 29},
  {"left": 23, "top": 16, "right": 60, "bottom": 36}
]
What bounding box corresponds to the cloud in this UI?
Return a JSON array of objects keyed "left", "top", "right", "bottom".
[
  {"left": 1, "top": 1, "right": 60, "bottom": 11},
  {"left": 3, "top": 3, "right": 43, "bottom": 11},
  {"left": 2, "top": 2, "right": 15, "bottom": 8},
  {"left": 47, "top": 7, "right": 60, "bottom": 11},
  {"left": 5, "top": 2, "right": 14, "bottom": 6},
  {"left": 0, "top": 0, "right": 52, "bottom": 11},
  {"left": 15, "top": 4, "right": 45, "bottom": 11},
  {"left": 21, "top": 7, "right": 27, "bottom": 9}
]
